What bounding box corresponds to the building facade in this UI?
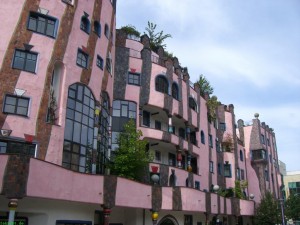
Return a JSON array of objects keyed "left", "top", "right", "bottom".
[
  {"left": 283, "top": 171, "right": 300, "bottom": 198},
  {"left": 0, "top": 1, "right": 282, "bottom": 225}
]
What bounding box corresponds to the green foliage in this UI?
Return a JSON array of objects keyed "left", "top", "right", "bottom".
[
  {"left": 254, "top": 191, "right": 281, "bottom": 225},
  {"left": 120, "top": 24, "right": 140, "bottom": 37},
  {"left": 285, "top": 193, "right": 300, "bottom": 221},
  {"left": 109, "top": 120, "right": 152, "bottom": 181},
  {"left": 222, "top": 133, "right": 234, "bottom": 152},
  {"left": 144, "top": 21, "right": 172, "bottom": 51},
  {"left": 196, "top": 74, "right": 214, "bottom": 97},
  {"left": 206, "top": 95, "right": 219, "bottom": 121},
  {"left": 234, "top": 180, "right": 244, "bottom": 199},
  {"left": 164, "top": 50, "right": 174, "bottom": 59},
  {"left": 218, "top": 187, "right": 234, "bottom": 198}
]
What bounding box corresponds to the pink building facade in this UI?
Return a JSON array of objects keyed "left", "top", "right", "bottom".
[{"left": 0, "top": 1, "right": 281, "bottom": 225}]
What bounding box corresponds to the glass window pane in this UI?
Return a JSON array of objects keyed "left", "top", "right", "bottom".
[
  {"left": 112, "top": 109, "right": 120, "bottom": 117},
  {"left": 64, "top": 119, "right": 73, "bottom": 140},
  {"left": 66, "top": 108, "right": 74, "bottom": 119},
  {"left": 81, "top": 125, "right": 88, "bottom": 145},
  {"left": 74, "top": 111, "right": 81, "bottom": 122},
  {"left": 13, "top": 57, "right": 25, "bottom": 70},
  {"left": 75, "top": 102, "right": 83, "bottom": 112},
  {"left": 63, "top": 151, "right": 71, "bottom": 163},
  {"left": 73, "top": 122, "right": 81, "bottom": 143},
  {"left": 28, "top": 17, "right": 37, "bottom": 31},
  {"left": 18, "top": 98, "right": 29, "bottom": 107},
  {"left": 77, "top": 85, "right": 83, "bottom": 101},
  {"left": 4, "top": 105, "right": 15, "bottom": 113},
  {"left": 68, "top": 89, "right": 76, "bottom": 98},
  {"left": 16, "top": 106, "right": 28, "bottom": 115},
  {"left": 83, "top": 105, "right": 89, "bottom": 115},
  {"left": 121, "top": 105, "right": 128, "bottom": 117},
  {"left": 82, "top": 115, "right": 88, "bottom": 125},
  {"left": 46, "top": 21, "right": 55, "bottom": 36},
  {"left": 25, "top": 59, "right": 36, "bottom": 73}
]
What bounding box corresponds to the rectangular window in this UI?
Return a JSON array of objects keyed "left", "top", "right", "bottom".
[
  {"left": 76, "top": 49, "right": 89, "bottom": 69},
  {"left": 0, "top": 140, "right": 36, "bottom": 156},
  {"left": 142, "top": 111, "right": 150, "bottom": 127},
  {"left": 96, "top": 55, "right": 103, "bottom": 70},
  {"left": 224, "top": 164, "right": 232, "bottom": 177},
  {"left": 216, "top": 139, "right": 220, "bottom": 152},
  {"left": 184, "top": 215, "right": 193, "bottom": 225},
  {"left": 195, "top": 181, "right": 200, "bottom": 190},
  {"left": 106, "top": 56, "right": 112, "bottom": 74},
  {"left": 12, "top": 49, "right": 38, "bottom": 73},
  {"left": 27, "top": 12, "right": 58, "bottom": 38},
  {"left": 179, "top": 128, "right": 186, "bottom": 139},
  {"left": 209, "top": 134, "right": 213, "bottom": 148},
  {"left": 190, "top": 131, "right": 197, "bottom": 145},
  {"left": 265, "top": 170, "right": 269, "bottom": 181},
  {"left": 128, "top": 72, "right": 140, "bottom": 86},
  {"left": 251, "top": 149, "right": 267, "bottom": 160},
  {"left": 261, "top": 134, "right": 265, "bottom": 144},
  {"left": 241, "top": 169, "right": 245, "bottom": 180},
  {"left": 155, "top": 120, "right": 161, "bottom": 130},
  {"left": 155, "top": 150, "right": 161, "bottom": 162},
  {"left": 209, "top": 161, "right": 214, "bottom": 173},
  {"left": 168, "top": 153, "right": 176, "bottom": 166},
  {"left": 219, "top": 122, "right": 226, "bottom": 131},
  {"left": 236, "top": 168, "right": 240, "bottom": 180},
  {"left": 217, "top": 163, "right": 222, "bottom": 175},
  {"left": 3, "top": 94, "right": 30, "bottom": 116}
]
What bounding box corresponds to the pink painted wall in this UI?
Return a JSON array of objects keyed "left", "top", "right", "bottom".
[
  {"left": 240, "top": 199, "right": 255, "bottom": 215},
  {"left": 0, "top": 0, "right": 26, "bottom": 67},
  {"left": 220, "top": 196, "right": 225, "bottom": 214},
  {"left": 223, "top": 152, "right": 235, "bottom": 188},
  {"left": 161, "top": 187, "right": 173, "bottom": 210},
  {"left": 27, "top": 158, "right": 104, "bottom": 204},
  {"left": 0, "top": 155, "right": 8, "bottom": 192},
  {"left": 226, "top": 198, "right": 232, "bottom": 214},
  {"left": 140, "top": 127, "right": 163, "bottom": 140},
  {"left": 115, "top": 177, "right": 152, "bottom": 208},
  {"left": 126, "top": 39, "right": 144, "bottom": 52},
  {"left": 210, "top": 193, "right": 218, "bottom": 214},
  {"left": 181, "top": 188, "right": 206, "bottom": 212}
]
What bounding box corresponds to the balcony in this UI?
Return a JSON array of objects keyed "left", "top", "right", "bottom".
[{"left": 251, "top": 149, "right": 268, "bottom": 164}]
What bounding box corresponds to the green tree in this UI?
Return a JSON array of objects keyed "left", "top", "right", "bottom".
[
  {"left": 144, "top": 21, "right": 172, "bottom": 50},
  {"left": 255, "top": 191, "right": 281, "bottom": 225},
  {"left": 109, "top": 120, "right": 152, "bottom": 181},
  {"left": 285, "top": 193, "right": 300, "bottom": 221},
  {"left": 206, "top": 95, "right": 219, "bottom": 122},
  {"left": 196, "top": 74, "right": 214, "bottom": 97},
  {"left": 120, "top": 24, "right": 140, "bottom": 37},
  {"left": 234, "top": 180, "right": 244, "bottom": 199}
]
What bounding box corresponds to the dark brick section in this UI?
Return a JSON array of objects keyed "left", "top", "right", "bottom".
[
  {"left": 172, "top": 187, "right": 182, "bottom": 211},
  {"left": 250, "top": 119, "right": 264, "bottom": 150},
  {"left": 139, "top": 47, "right": 152, "bottom": 106},
  {"left": 178, "top": 138, "right": 183, "bottom": 150},
  {"left": 217, "top": 195, "right": 221, "bottom": 214},
  {"left": 115, "top": 29, "right": 127, "bottom": 47},
  {"left": 231, "top": 198, "right": 240, "bottom": 216},
  {"left": 174, "top": 66, "right": 183, "bottom": 118},
  {"left": 1, "top": 155, "right": 31, "bottom": 198},
  {"left": 36, "top": 1, "right": 78, "bottom": 159},
  {"left": 187, "top": 172, "right": 194, "bottom": 188},
  {"left": 103, "top": 175, "right": 117, "bottom": 208},
  {"left": 152, "top": 186, "right": 162, "bottom": 212},
  {"left": 113, "top": 46, "right": 129, "bottom": 100},
  {"left": 162, "top": 131, "right": 171, "bottom": 143},
  {"left": 205, "top": 192, "right": 211, "bottom": 214},
  {"left": 159, "top": 164, "right": 169, "bottom": 186},
  {"left": 164, "top": 58, "right": 174, "bottom": 114},
  {"left": 237, "top": 119, "right": 245, "bottom": 144},
  {"left": 80, "top": 0, "right": 102, "bottom": 85},
  {"left": 0, "top": 0, "right": 41, "bottom": 129},
  {"left": 224, "top": 196, "right": 227, "bottom": 214}
]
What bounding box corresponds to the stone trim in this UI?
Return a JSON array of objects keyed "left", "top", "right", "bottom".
[{"left": 103, "top": 175, "right": 117, "bottom": 208}]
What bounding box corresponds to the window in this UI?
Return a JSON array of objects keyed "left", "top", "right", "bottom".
[
  {"left": 0, "top": 140, "right": 36, "bottom": 156},
  {"left": 168, "top": 153, "right": 176, "bottom": 166},
  {"left": 63, "top": 83, "right": 95, "bottom": 173},
  {"left": 155, "top": 151, "right": 161, "bottom": 162},
  {"left": 209, "top": 161, "right": 214, "bottom": 173},
  {"left": 27, "top": 11, "right": 58, "bottom": 38},
  {"left": 241, "top": 169, "right": 245, "bottom": 180},
  {"left": 76, "top": 49, "right": 89, "bottom": 69},
  {"left": 155, "top": 75, "right": 168, "bottom": 94},
  {"left": 189, "top": 97, "right": 197, "bottom": 111},
  {"left": 172, "top": 82, "right": 179, "bottom": 100},
  {"left": 201, "top": 131, "right": 205, "bottom": 144},
  {"left": 3, "top": 94, "right": 30, "bottom": 116},
  {"left": 265, "top": 169, "right": 269, "bottom": 181},
  {"left": 240, "top": 150, "right": 244, "bottom": 161},
  {"left": 190, "top": 131, "right": 197, "bottom": 145},
  {"left": 168, "top": 125, "right": 175, "bottom": 134},
  {"left": 261, "top": 134, "right": 265, "bottom": 144},
  {"left": 219, "top": 122, "right": 226, "bottom": 131},
  {"left": 224, "top": 163, "right": 232, "bottom": 177},
  {"left": 209, "top": 134, "right": 213, "bottom": 148},
  {"left": 288, "top": 182, "right": 300, "bottom": 195},
  {"left": 195, "top": 181, "right": 200, "bottom": 190},
  {"left": 155, "top": 120, "right": 161, "bottom": 130},
  {"left": 179, "top": 128, "right": 186, "bottom": 139},
  {"left": 128, "top": 72, "right": 140, "bottom": 85},
  {"left": 12, "top": 49, "right": 38, "bottom": 73},
  {"left": 236, "top": 168, "right": 240, "bottom": 180},
  {"left": 217, "top": 163, "right": 222, "bottom": 175},
  {"left": 216, "top": 139, "right": 221, "bottom": 152},
  {"left": 251, "top": 149, "right": 267, "bottom": 160},
  {"left": 142, "top": 110, "right": 150, "bottom": 127},
  {"left": 104, "top": 24, "right": 109, "bottom": 38},
  {"left": 106, "top": 52, "right": 112, "bottom": 74},
  {"left": 94, "top": 21, "right": 101, "bottom": 37},
  {"left": 80, "top": 16, "right": 90, "bottom": 34},
  {"left": 61, "top": 0, "right": 74, "bottom": 5},
  {"left": 184, "top": 215, "right": 193, "bottom": 225},
  {"left": 96, "top": 55, "right": 103, "bottom": 70}
]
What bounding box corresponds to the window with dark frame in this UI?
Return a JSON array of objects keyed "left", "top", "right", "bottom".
[
  {"left": 80, "top": 16, "right": 90, "bottom": 34},
  {"left": 155, "top": 120, "right": 161, "bottom": 130},
  {"left": 217, "top": 163, "right": 222, "bottom": 175},
  {"left": 224, "top": 163, "right": 232, "bottom": 177},
  {"left": 172, "top": 82, "right": 179, "bottom": 100},
  {"left": 142, "top": 110, "right": 150, "bottom": 127},
  {"left": 241, "top": 169, "right": 245, "bottom": 180},
  {"left": 189, "top": 97, "right": 197, "bottom": 111},
  {"left": 240, "top": 149, "right": 244, "bottom": 161},
  {"left": 168, "top": 152, "right": 176, "bottom": 166},
  {"left": 261, "top": 134, "right": 265, "bottom": 144},
  {"left": 27, "top": 11, "right": 58, "bottom": 38},
  {"left": 155, "top": 151, "right": 161, "bottom": 162},
  {"left": 209, "top": 161, "right": 214, "bottom": 173},
  {"left": 209, "top": 134, "right": 213, "bottom": 148},
  {"left": 128, "top": 72, "right": 140, "bottom": 85},
  {"left": 184, "top": 215, "right": 193, "bottom": 225},
  {"left": 201, "top": 130, "right": 205, "bottom": 144},
  {"left": 3, "top": 94, "right": 30, "bottom": 116},
  {"left": 219, "top": 122, "right": 226, "bottom": 131},
  {"left": 104, "top": 24, "right": 109, "bottom": 38},
  {"left": 190, "top": 131, "right": 197, "bottom": 145},
  {"left": 96, "top": 55, "right": 103, "bottom": 70},
  {"left": 76, "top": 49, "right": 89, "bottom": 69},
  {"left": 94, "top": 21, "right": 101, "bottom": 37},
  {"left": 155, "top": 75, "right": 168, "bottom": 94},
  {"left": 12, "top": 49, "right": 38, "bottom": 73},
  {"left": 179, "top": 128, "right": 186, "bottom": 139},
  {"left": 0, "top": 140, "right": 36, "bottom": 156}
]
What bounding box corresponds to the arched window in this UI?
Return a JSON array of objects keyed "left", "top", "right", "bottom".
[
  {"left": 240, "top": 149, "right": 244, "bottom": 161},
  {"left": 80, "top": 16, "right": 90, "bottom": 34},
  {"left": 158, "top": 215, "right": 179, "bottom": 225},
  {"left": 189, "top": 97, "right": 197, "bottom": 111},
  {"left": 94, "top": 20, "right": 101, "bottom": 37},
  {"left": 171, "top": 82, "right": 179, "bottom": 100},
  {"left": 63, "top": 83, "right": 95, "bottom": 173},
  {"left": 201, "top": 130, "right": 205, "bottom": 144},
  {"left": 155, "top": 75, "right": 168, "bottom": 94},
  {"left": 104, "top": 24, "right": 109, "bottom": 38}
]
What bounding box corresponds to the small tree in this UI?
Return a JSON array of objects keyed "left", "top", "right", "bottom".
[
  {"left": 206, "top": 95, "right": 219, "bottom": 122},
  {"left": 254, "top": 191, "right": 281, "bottom": 225},
  {"left": 196, "top": 74, "right": 214, "bottom": 97},
  {"left": 109, "top": 120, "right": 152, "bottom": 181},
  {"left": 285, "top": 193, "right": 300, "bottom": 221},
  {"left": 120, "top": 24, "right": 140, "bottom": 38},
  {"left": 144, "top": 21, "right": 172, "bottom": 51}
]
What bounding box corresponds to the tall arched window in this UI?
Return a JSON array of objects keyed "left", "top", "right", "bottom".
[
  {"left": 201, "top": 130, "right": 205, "bottom": 144},
  {"left": 171, "top": 82, "right": 179, "bottom": 100},
  {"left": 155, "top": 75, "right": 168, "bottom": 94},
  {"left": 80, "top": 16, "right": 90, "bottom": 34},
  {"left": 240, "top": 149, "right": 244, "bottom": 161},
  {"left": 63, "top": 83, "right": 95, "bottom": 173},
  {"left": 189, "top": 97, "right": 197, "bottom": 111}
]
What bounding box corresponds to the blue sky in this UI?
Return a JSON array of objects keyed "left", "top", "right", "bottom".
[{"left": 117, "top": 0, "right": 300, "bottom": 171}]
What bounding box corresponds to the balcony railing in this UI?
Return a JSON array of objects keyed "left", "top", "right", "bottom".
[{"left": 129, "top": 48, "right": 141, "bottom": 58}]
